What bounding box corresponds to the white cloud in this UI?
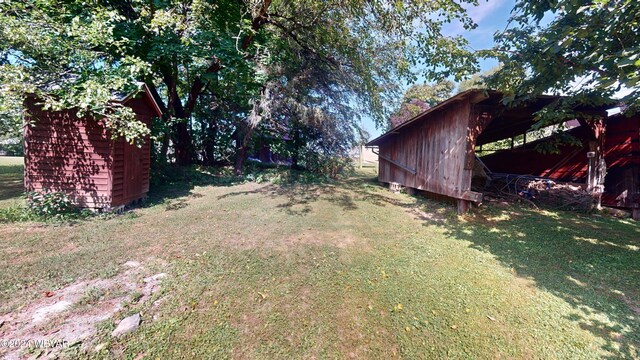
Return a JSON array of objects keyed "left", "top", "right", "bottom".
[
  {"left": 467, "top": 0, "right": 507, "bottom": 23},
  {"left": 442, "top": 0, "right": 510, "bottom": 38}
]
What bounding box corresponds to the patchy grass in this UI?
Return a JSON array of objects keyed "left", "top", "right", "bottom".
[
  {"left": 0, "top": 156, "right": 24, "bottom": 208},
  {"left": 0, "top": 167, "right": 638, "bottom": 359}
]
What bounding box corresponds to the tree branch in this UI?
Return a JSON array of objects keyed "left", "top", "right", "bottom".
[
  {"left": 241, "top": 0, "right": 273, "bottom": 50},
  {"left": 268, "top": 20, "right": 341, "bottom": 69},
  {"left": 184, "top": 56, "right": 221, "bottom": 116},
  {"left": 184, "top": 0, "right": 272, "bottom": 117}
]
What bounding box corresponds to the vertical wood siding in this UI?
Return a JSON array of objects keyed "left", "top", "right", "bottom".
[
  {"left": 378, "top": 99, "right": 475, "bottom": 200},
  {"left": 110, "top": 97, "right": 153, "bottom": 207},
  {"left": 602, "top": 114, "right": 640, "bottom": 208}
]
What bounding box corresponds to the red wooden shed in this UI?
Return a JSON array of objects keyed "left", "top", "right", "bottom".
[{"left": 24, "top": 85, "right": 162, "bottom": 210}]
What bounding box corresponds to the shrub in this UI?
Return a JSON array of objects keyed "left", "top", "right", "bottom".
[
  {"left": 0, "top": 190, "right": 91, "bottom": 223},
  {"left": 305, "top": 155, "right": 353, "bottom": 179},
  {"left": 27, "top": 191, "right": 77, "bottom": 217},
  {"left": 0, "top": 204, "right": 31, "bottom": 223}
]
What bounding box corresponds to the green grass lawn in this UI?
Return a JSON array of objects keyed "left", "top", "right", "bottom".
[
  {"left": 0, "top": 156, "right": 24, "bottom": 208},
  {"left": 0, "top": 165, "right": 638, "bottom": 359}
]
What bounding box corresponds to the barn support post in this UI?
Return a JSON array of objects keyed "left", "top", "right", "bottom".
[
  {"left": 633, "top": 208, "right": 640, "bottom": 221},
  {"left": 457, "top": 199, "right": 471, "bottom": 214},
  {"left": 587, "top": 151, "right": 597, "bottom": 192},
  {"left": 579, "top": 116, "right": 607, "bottom": 210},
  {"left": 464, "top": 101, "right": 495, "bottom": 170}
]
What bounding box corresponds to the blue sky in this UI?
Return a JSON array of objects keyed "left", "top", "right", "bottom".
[{"left": 362, "top": 0, "right": 516, "bottom": 139}]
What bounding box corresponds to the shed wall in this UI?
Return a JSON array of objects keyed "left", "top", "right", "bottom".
[
  {"left": 110, "top": 97, "right": 153, "bottom": 207},
  {"left": 480, "top": 127, "right": 590, "bottom": 182},
  {"left": 602, "top": 114, "right": 640, "bottom": 208},
  {"left": 378, "top": 99, "right": 474, "bottom": 199},
  {"left": 24, "top": 99, "right": 114, "bottom": 208}
]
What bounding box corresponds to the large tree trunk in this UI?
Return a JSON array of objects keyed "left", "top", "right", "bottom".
[
  {"left": 149, "top": 1, "right": 273, "bottom": 167},
  {"left": 161, "top": 64, "right": 195, "bottom": 166},
  {"left": 173, "top": 121, "right": 193, "bottom": 166},
  {"left": 202, "top": 117, "right": 217, "bottom": 166},
  {"left": 234, "top": 145, "right": 249, "bottom": 174},
  {"left": 143, "top": 1, "right": 272, "bottom": 168},
  {"left": 233, "top": 122, "right": 254, "bottom": 174},
  {"left": 160, "top": 129, "right": 170, "bottom": 163}
]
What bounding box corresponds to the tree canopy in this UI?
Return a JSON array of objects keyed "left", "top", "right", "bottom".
[
  {"left": 457, "top": 67, "right": 499, "bottom": 93},
  {"left": 487, "top": 0, "right": 639, "bottom": 122},
  {"left": 1, "top": 0, "right": 482, "bottom": 172},
  {"left": 389, "top": 81, "right": 454, "bottom": 128}
]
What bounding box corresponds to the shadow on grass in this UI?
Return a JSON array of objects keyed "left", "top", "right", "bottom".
[
  {"left": 143, "top": 165, "right": 253, "bottom": 211},
  {"left": 0, "top": 165, "right": 24, "bottom": 202},
  {"left": 118, "top": 165, "right": 640, "bottom": 356},
  {"left": 216, "top": 172, "right": 420, "bottom": 216},
  {"left": 440, "top": 207, "right": 640, "bottom": 358},
  {"left": 145, "top": 164, "right": 343, "bottom": 213},
  {"left": 221, "top": 171, "right": 640, "bottom": 357}
]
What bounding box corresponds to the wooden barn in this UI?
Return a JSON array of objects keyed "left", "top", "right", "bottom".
[
  {"left": 366, "top": 89, "right": 610, "bottom": 214},
  {"left": 481, "top": 112, "right": 640, "bottom": 219},
  {"left": 24, "top": 85, "right": 162, "bottom": 210},
  {"left": 601, "top": 113, "right": 640, "bottom": 215}
]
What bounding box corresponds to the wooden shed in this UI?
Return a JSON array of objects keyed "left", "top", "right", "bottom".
[
  {"left": 366, "top": 90, "right": 609, "bottom": 214},
  {"left": 24, "top": 85, "right": 162, "bottom": 210}
]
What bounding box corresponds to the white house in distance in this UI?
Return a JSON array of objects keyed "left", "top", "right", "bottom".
[{"left": 350, "top": 145, "right": 378, "bottom": 167}]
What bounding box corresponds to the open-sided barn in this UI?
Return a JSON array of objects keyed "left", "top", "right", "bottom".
[
  {"left": 24, "top": 85, "right": 162, "bottom": 210},
  {"left": 480, "top": 113, "right": 640, "bottom": 219},
  {"left": 366, "top": 89, "right": 623, "bottom": 215}
]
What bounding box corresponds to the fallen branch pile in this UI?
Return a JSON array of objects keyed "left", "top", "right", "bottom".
[{"left": 483, "top": 175, "right": 596, "bottom": 211}]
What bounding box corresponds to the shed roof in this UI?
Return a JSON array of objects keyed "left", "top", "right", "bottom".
[
  {"left": 366, "top": 89, "right": 613, "bottom": 147},
  {"left": 366, "top": 89, "right": 480, "bottom": 146},
  {"left": 113, "top": 83, "right": 163, "bottom": 118}
]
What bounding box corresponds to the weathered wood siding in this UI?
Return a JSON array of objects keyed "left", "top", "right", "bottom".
[
  {"left": 481, "top": 114, "right": 640, "bottom": 210},
  {"left": 378, "top": 99, "right": 475, "bottom": 200},
  {"left": 24, "top": 98, "right": 113, "bottom": 208},
  {"left": 481, "top": 127, "right": 590, "bottom": 182},
  {"left": 602, "top": 114, "right": 640, "bottom": 209}
]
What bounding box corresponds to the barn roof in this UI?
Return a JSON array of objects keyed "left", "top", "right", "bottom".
[
  {"left": 366, "top": 89, "right": 480, "bottom": 147},
  {"left": 366, "top": 89, "right": 613, "bottom": 147}
]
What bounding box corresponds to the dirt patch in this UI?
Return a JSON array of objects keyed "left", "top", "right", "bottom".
[
  {"left": 334, "top": 292, "right": 391, "bottom": 359},
  {"left": 0, "top": 261, "right": 168, "bottom": 359},
  {"left": 221, "top": 228, "right": 364, "bottom": 253},
  {"left": 406, "top": 207, "right": 449, "bottom": 224},
  {"left": 283, "top": 230, "right": 359, "bottom": 250},
  {"left": 620, "top": 294, "right": 640, "bottom": 316}
]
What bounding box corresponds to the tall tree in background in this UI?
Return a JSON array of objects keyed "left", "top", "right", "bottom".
[
  {"left": 487, "top": 0, "right": 639, "bottom": 125},
  {"left": 457, "top": 67, "right": 499, "bottom": 93},
  {"left": 1, "top": 0, "right": 482, "bottom": 169},
  {"left": 389, "top": 81, "right": 454, "bottom": 128}
]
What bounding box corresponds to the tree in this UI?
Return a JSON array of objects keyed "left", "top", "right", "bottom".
[
  {"left": 0, "top": 92, "right": 21, "bottom": 138},
  {"left": 1, "top": 0, "right": 482, "bottom": 170},
  {"left": 389, "top": 80, "right": 454, "bottom": 127},
  {"left": 486, "top": 0, "right": 640, "bottom": 123},
  {"left": 457, "top": 67, "right": 499, "bottom": 92}
]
